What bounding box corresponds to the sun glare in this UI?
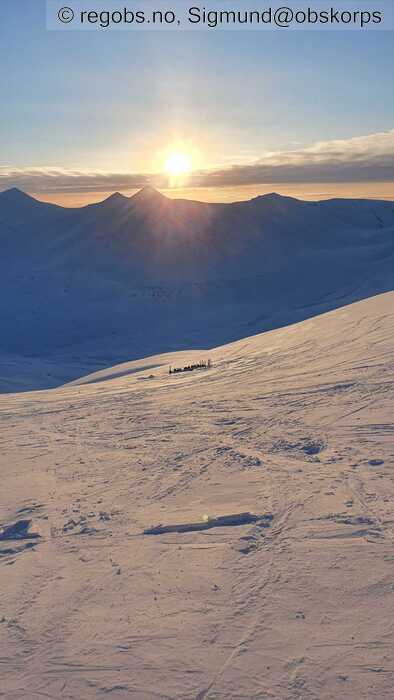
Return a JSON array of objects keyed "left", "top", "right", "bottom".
[{"left": 164, "top": 152, "right": 192, "bottom": 177}]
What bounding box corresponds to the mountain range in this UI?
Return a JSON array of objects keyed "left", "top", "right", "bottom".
[{"left": 1, "top": 186, "right": 393, "bottom": 387}]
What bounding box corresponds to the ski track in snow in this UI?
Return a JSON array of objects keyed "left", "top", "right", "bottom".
[{"left": 0, "top": 292, "right": 394, "bottom": 699}]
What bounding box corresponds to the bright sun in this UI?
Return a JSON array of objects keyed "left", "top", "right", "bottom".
[{"left": 164, "top": 152, "right": 192, "bottom": 177}]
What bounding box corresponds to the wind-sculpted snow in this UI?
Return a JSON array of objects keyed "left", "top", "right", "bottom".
[
  {"left": 0, "top": 292, "right": 393, "bottom": 698},
  {"left": 0, "top": 187, "right": 393, "bottom": 390},
  {"left": 143, "top": 511, "right": 273, "bottom": 535}
]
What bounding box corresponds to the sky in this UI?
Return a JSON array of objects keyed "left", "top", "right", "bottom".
[{"left": 0, "top": 0, "right": 393, "bottom": 204}]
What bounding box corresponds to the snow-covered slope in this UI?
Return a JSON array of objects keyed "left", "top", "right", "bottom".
[
  {"left": 1, "top": 292, "right": 393, "bottom": 699},
  {"left": 1, "top": 187, "right": 393, "bottom": 388}
]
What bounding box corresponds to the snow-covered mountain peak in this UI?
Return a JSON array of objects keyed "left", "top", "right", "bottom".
[
  {"left": 0, "top": 187, "right": 37, "bottom": 204},
  {"left": 131, "top": 185, "right": 167, "bottom": 204},
  {"left": 104, "top": 191, "right": 129, "bottom": 202}
]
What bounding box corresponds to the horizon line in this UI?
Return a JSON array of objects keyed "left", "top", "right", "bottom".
[{"left": 1, "top": 183, "right": 394, "bottom": 209}]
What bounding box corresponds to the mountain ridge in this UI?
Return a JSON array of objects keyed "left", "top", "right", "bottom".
[
  {"left": 0, "top": 187, "right": 393, "bottom": 385},
  {"left": 2, "top": 185, "right": 394, "bottom": 209}
]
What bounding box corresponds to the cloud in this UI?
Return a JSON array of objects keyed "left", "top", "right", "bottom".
[
  {"left": 0, "top": 167, "right": 152, "bottom": 193},
  {"left": 193, "top": 129, "right": 394, "bottom": 186},
  {"left": 1, "top": 129, "right": 394, "bottom": 195}
]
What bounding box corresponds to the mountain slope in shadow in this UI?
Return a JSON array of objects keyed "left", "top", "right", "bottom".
[{"left": 0, "top": 186, "right": 393, "bottom": 387}]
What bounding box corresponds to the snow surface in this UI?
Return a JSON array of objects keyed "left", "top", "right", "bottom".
[{"left": 1, "top": 291, "right": 394, "bottom": 699}]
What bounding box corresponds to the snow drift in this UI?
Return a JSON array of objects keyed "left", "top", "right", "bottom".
[{"left": 1, "top": 292, "right": 393, "bottom": 698}]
